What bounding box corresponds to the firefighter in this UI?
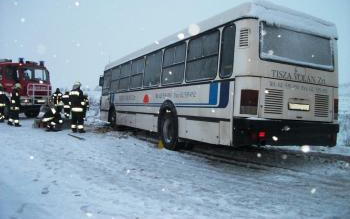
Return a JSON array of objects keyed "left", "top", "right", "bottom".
[
  {"left": 52, "top": 88, "right": 63, "bottom": 112},
  {"left": 41, "top": 101, "right": 63, "bottom": 132},
  {"left": 0, "top": 84, "right": 10, "bottom": 123},
  {"left": 82, "top": 94, "right": 89, "bottom": 121},
  {"left": 69, "top": 82, "right": 85, "bottom": 133},
  {"left": 62, "top": 91, "right": 71, "bottom": 119},
  {"left": 8, "top": 83, "right": 22, "bottom": 127}
]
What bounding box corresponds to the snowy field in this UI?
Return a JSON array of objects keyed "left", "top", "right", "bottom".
[{"left": 0, "top": 88, "right": 350, "bottom": 219}]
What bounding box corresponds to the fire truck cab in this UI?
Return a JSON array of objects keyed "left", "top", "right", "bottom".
[{"left": 0, "top": 58, "right": 51, "bottom": 118}]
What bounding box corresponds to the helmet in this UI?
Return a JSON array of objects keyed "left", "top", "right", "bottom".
[
  {"left": 56, "top": 88, "right": 61, "bottom": 93},
  {"left": 72, "top": 81, "right": 81, "bottom": 90},
  {"left": 14, "top": 83, "right": 22, "bottom": 89}
]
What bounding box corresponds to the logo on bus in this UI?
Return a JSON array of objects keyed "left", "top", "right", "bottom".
[{"left": 143, "top": 94, "right": 149, "bottom": 104}]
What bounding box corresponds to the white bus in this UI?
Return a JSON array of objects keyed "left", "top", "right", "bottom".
[{"left": 99, "top": 1, "right": 339, "bottom": 150}]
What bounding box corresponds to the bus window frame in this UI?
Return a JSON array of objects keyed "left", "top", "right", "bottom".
[
  {"left": 130, "top": 57, "right": 145, "bottom": 90},
  {"left": 258, "top": 21, "right": 335, "bottom": 72},
  {"left": 143, "top": 50, "right": 163, "bottom": 88},
  {"left": 161, "top": 42, "right": 187, "bottom": 86},
  {"left": 185, "top": 29, "right": 221, "bottom": 83},
  {"left": 219, "top": 24, "right": 236, "bottom": 79}
]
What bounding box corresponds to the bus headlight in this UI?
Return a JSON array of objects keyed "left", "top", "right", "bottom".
[{"left": 240, "top": 89, "right": 259, "bottom": 115}]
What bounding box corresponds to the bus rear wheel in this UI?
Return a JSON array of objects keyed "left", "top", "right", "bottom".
[{"left": 160, "top": 112, "right": 179, "bottom": 150}]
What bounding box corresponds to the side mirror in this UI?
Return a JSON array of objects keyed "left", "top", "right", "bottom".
[{"left": 99, "top": 75, "right": 104, "bottom": 87}]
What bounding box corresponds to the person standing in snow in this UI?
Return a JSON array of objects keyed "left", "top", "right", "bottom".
[
  {"left": 8, "top": 83, "right": 22, "bottom": 127},
  {"left": 52, "top": 88, "right": 63, "bottom": 113},
  {"left": 41, "top": 101, "right": 63, "bottom": 132},
  {"left": 0, "top": 84, "right": 10, "bottom": 123},
  {"left": 62, "top": 91, "right": 71, "bottom": 119},
  {"left": 69, "top": 82, "right": 86, "bottom": 133},
  {"left": 82, "top": 94, "right": 89, "bottom": 121}
]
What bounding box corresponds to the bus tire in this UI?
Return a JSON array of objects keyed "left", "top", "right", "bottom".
[
  {"left": 159, "top": 110, "right": 179, "bottom": 151},
  {"left": 108, "top": 108, "right": 117, "bottom": 129}
]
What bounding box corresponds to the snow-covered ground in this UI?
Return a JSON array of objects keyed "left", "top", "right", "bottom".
[
  {"left": 0, "top": 115, "right": 350, "bottom": 218},
  {"left": 0, "top": 87, "right": 349, "bottom": 219}
]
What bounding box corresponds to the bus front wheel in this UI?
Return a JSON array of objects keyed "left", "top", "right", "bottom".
[
  {"left": 108, "top": 108, "right": 117, "bottom": 129},
  {"left": 160, "top": 112, "right": 179, "bottom": 150}
]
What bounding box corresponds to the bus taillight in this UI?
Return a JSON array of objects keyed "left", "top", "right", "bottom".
[
  {"left": 334, "top": 98, "right": 338, "bottom": 120},
  {"left": 240, "top": 89, "right": 259, "bottom": 115}
]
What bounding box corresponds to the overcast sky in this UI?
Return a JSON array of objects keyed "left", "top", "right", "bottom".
[{"left": 0, "top": 0, "right": 349, "bottom": 89}]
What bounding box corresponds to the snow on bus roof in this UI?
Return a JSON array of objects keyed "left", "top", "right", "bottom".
[{"left": 105, "top": 0, "right": 337, "bottom": 71}]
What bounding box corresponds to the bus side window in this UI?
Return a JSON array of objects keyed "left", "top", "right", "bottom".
[
  {"left": 144, "top": 50, "right": 162, "bottom": 87},
  {"left": 102, "top": 70, "right": 112, "bottom": 95},
  {"left": 220, "top": 24, "right": 236, "bottom": 78},
  {"left": 110, "top": 66, "right": 120, "bottom": 92},
  {"left": 162, "top": 43, "right": 186, "bottom": 85},
  {"left": 119, "top": 62, "right": 131, "bottom": 91},
  {"left": 186, "top": 30, "right": 220, "bottom": 82}
]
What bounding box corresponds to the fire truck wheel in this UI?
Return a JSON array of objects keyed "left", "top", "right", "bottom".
[{"left": 25, "top": 110, "right": 40, "bottom": 118}]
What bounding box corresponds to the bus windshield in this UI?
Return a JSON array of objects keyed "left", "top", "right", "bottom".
[
  {"left": 22, "top": 68, "right": 49, "bottom": 82},
  {"left": 260, "top": 22, "right": 334, "bottom": 71}
]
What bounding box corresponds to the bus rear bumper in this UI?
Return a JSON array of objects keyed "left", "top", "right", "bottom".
[{"left": 232, "top": 118, "right": 339, "bottom": 147}]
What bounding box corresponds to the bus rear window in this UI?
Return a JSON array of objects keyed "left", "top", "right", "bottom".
[{"left": 260, "top": 22, "right": 334, "bottom": 71}]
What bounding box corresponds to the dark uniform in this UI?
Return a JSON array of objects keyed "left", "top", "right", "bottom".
[
  {"left": 0, "top": 86, "right": 10, "bottom": 122},
  {"left": 69, "top": 83, "right": 85, "bottom": 133},
  {"left": 62, "top": 91, "right": 70, "bottom": 119},
  {"left": 82, "top": 94, "right": 89, "bottom": 120},
  {"left": 8, "top": 84, "right": 21, "bottom": 127},
  {"left": 42, "top": 104, "right": 63, "bottom": 131},
  {"left": 52, "top": 88, "right": 63, "bottom": 112}
]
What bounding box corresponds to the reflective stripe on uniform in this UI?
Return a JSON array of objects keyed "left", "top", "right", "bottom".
[
  {"left": 51, "top": 108, "right": 56, "bottom": 114},
  {"left": 69, "top": 91, "right": 80, "bottom": 96},
  {"left": 11, "top": 100, "right": 15, "bottom": 104},
  {"left": 77, "top": 125, "right": 84, "bottom": 130},
  {"left": 71, "top": 107, "right": 83, "bottom": 112},
  {"left": 71, "top": 124, "right": 77, "bottom": 128},
  {"left": 62, "top": 95, "right": 69, "bottom": 98},
  {"left": 14, "top": 120, "right": 19, "bottom": 124},
  {"left": 42, "top": 117, "right": 54, "bottom": 122},
  {"left": 64, "top": 105, "right": 70, "bottom": 109},
  {"left": 0, "top": 103, "right": 5, "bottom": 107},
  {"left": 50, "top": 122, "right": 56, "bottom": 126},
  {"left": 81, "top": 102, "right": 85, "bottom": 106},
  {"left": 9, "top": 118, "right": 13, "bottom": 122}
]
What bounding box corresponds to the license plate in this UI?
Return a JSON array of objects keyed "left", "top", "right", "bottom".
[
  {"left": 37, "top": 99, "right": 46, "bottom": 103},
  {"left": 288, "top": 103, "right": 310, "bottom": 111}
]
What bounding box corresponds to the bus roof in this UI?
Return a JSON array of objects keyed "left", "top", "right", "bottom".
[{"left": 105, "top": 0, "right": 337, "bottom": 71}]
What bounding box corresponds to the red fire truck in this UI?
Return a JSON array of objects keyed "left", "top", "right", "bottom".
[{"left": 0, "top": 58, "right": 51, "bottom": 118}]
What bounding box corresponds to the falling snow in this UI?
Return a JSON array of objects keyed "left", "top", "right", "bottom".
[
  {"left": 74, "top": 1, "right": 80, "bottom": 7},
  {"left": 20, "top": 18, "right": 26, "bottom": 23},
  {"left": 301, "top": 145, "right": 311, "bottom": 153},
  {"left": 310, "top": 188, "right": 317, "bottom": 194},
  {"left": 177, "top": 33, "right": 185, "bottom": 40},
  {"left": 188, "top": 24, "right": 200, "bottom": 36}
]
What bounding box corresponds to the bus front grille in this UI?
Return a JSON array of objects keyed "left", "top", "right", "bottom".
[
  {"left": 264, "top": 89, "right": 284, "bottom": 114},
  {"left": 314, "top": 94, "right": 329, "bottom": 118}
]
